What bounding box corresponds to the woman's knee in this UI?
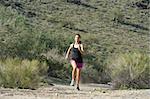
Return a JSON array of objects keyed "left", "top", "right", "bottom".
[
  {"left": 76, "top": 68, "right": 81, "bottom": 74},
  {"left": 72, "top": 67, "right": 76, "bottom": 71}
]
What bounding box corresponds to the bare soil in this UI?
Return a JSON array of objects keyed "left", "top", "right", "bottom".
[{"left": 0, "top": 83, "right": 149, "bottom": 99}]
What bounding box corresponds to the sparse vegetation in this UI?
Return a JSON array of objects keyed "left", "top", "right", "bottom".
[
  {"left": 0, "top": 58, "right": 48, "bottom": 89},
  {"left": 107, "top": 52, "right": 150, "bottom": 89},
  {"left": 0, "top": 0, "right": 149, "bottom": 89}
]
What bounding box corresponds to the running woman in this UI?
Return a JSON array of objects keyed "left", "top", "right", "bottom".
[{"left": 65, "top": 34, "right": 84, "bottom": 90}]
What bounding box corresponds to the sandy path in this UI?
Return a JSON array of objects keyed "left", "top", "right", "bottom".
[{"left": 0, "top": 84, "right": 149, "bottom": 99}]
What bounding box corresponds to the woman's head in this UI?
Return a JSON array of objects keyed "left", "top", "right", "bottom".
[{"left": 74, "top": 34, "right": 81, "bottom": 43}]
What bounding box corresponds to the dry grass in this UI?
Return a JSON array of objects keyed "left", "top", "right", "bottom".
[{"left": 0, "top": 58, "right": 48, "bottom": 89}]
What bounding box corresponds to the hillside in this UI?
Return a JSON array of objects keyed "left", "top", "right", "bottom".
[{"left": 0, "top": 0, "right": 149, "bottom": 84}]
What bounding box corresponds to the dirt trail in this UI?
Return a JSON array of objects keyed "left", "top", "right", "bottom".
[{"left": 0, "top": 83, "right": 149, "bottom": 99}]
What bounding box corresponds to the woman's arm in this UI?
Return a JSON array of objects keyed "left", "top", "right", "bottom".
[
  {"left": 65, "top": 44, "right": 73, "bottom": 59},
  {"left": 78, "top": 44, "right": 84, "bottom": 55}
]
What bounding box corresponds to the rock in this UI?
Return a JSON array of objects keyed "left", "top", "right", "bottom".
[{"left": 55, "top": 93, "right": 58, "bottom": 96}]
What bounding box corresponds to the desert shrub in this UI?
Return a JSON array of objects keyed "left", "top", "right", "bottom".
[
  {"left": 0, "top": 57, "right": 48, "bottom": 89},
  {"left": 107, "top": 52, "right": 150, "bottom": 89},
  {"left": 41, "top": 48, "right": 70, "bottom": 79},
  {"left": 81, "top": 64, "right": 100, "bottom": 83}
]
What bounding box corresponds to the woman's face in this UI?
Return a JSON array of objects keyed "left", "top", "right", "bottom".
[{"left": 74, "top": 35, "right": 80, "bottom": 43}]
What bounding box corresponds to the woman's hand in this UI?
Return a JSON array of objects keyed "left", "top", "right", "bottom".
[{"left": 77, "top": 44, "right": 81, "bottom": 50}]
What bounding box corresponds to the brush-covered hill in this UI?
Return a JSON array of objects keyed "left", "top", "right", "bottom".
[{"left": 0, "top": 0, "right": 149, "bottom": 84}]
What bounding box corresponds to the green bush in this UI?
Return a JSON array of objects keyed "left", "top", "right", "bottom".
[
  {"left": 81, "top": 64, "right": 100, "bottom": 83},
  {"left": 41, "top": 48, "right": 70, "bottom": 79},
  {"left": 107, "top": 52, "right": 150, "bottom": 89},
  {"left": 0, "top": 58, "right": 48, "bottom": 89}
]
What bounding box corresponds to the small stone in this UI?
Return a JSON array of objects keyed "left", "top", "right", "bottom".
[
  {"left": 93, "top": 88, "right": 96, "bottom": 91},
  {"left": 55, "top": 93, "right": 58, "bottom": 96}
]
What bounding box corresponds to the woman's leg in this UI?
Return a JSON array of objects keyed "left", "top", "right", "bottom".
[
  {"left": 76, "top": 67, "right": 81, "bottom": 89},
  {"left": 70, "top": 60, "right": 77, "bottom": 85}
]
